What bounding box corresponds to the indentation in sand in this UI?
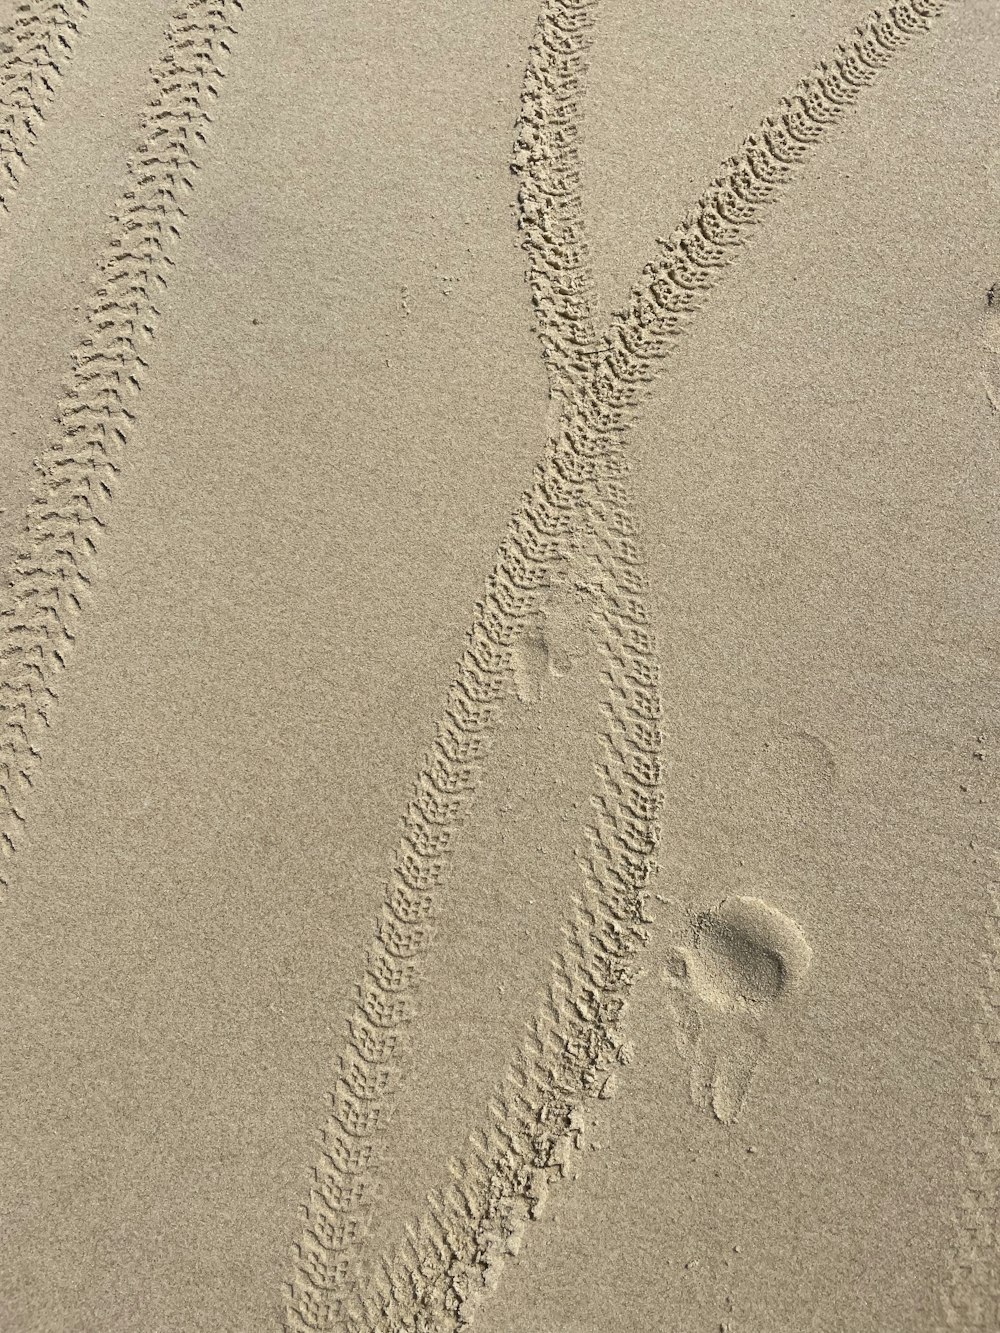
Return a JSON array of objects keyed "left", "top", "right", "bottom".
[
  {"left": 281, "top": 0, "right": 949, "bottom": 1323},
  {"left": 663, "top": 896, "right": 812, "bottom": 1124},
  {"left": 509, "top": 588, "right": 581, "bottom": 705}
]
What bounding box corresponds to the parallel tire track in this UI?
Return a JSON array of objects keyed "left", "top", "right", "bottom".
[
  {"left": 0, "top": 0, "right": 245, "bottom": 896},
  {"left": 0, "top": 0, "right": 89, "bottom": 217},
  {"left": 285, "top": 3, "right": 952, "bottom": 1330}
]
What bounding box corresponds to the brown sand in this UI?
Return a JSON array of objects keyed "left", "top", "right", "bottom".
[{"left": 0, "top": 1, "right": 997, "bottom": 1330}]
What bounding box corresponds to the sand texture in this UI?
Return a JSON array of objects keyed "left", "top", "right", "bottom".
[{"left": 0, "top": 1, "right": 998, "bottom": 1330}]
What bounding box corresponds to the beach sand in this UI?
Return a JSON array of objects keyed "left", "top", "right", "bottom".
[{"left": 0, "top": 2, "right": 997, "bottom": 1330}]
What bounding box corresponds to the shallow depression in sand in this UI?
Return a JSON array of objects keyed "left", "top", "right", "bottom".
[
  {"left": 663, "top": 895, "right": 813, "bottom": 1123},
  {"left": 686, "top": 896, "right": 813, "bottom": 1011}
]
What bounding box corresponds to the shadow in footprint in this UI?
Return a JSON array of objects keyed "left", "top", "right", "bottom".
[{"left": 662, "top": 896, "right": 812, "bottom": 1124}]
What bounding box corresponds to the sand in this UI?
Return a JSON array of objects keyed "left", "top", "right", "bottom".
[{"left": 0, "top": 1, "right": 997, "bottom": 1330}]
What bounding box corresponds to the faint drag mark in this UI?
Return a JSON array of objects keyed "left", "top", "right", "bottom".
[
  {"left": 983, "top": 283, "right": 1000, "bottom": 412},
  {"left": 283, "top": 3, "right": 954, "bottom": 1330},
  {"left": 0, "top": 0, "right": 244, "bottom": 897},
  {"left": 0, "top": 0, "right": 89, "bottom": 218}
]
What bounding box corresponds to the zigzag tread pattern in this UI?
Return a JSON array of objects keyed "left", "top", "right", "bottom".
[
  {"left": 0, "top": 0, "right": 244, "bottom": 895},
  {"left": 937, "top": 830, "right": 1000, "bottom": 1316},
  {"left": 512, "top": 0, "right": 599, "bottom": 390},
  {"left": 586, "top": 0, "right": 948, "bottom": 425},
  {"left": 351, "top": 472, "right": 661, "bottom": 1333},
  {"left": 284, "top": 2, "right": 952, "bottom": 1330},
  {"left": 0, "top": 0, "right": 89, "bottom": 214},
  {"left": 283, "top": 4, "right": 603, "bottom": 1328}
]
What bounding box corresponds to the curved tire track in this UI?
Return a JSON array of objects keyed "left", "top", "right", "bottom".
[{"left": 284, "top": 3, "right": 952, "bottom": 1330}]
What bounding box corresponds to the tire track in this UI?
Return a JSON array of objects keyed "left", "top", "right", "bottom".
[
  {"left": 936, "top": 688, "right": 1000, "bottom": 1311},
  {"left": 514, "top": 0, "right": 600, "bottom": 392},
  {"left": 284, "top": 3, "right": 951, "bottom": 1330},
  {"left": 0, "top": 0, "right": 89, "bottom": 219},
  {"left": 282, "top": 4, "right": 610, "bottom": 1327},
  {"left": 353, "top": 467, "right": 661, "bottom": 1333},
  {"left": 284, "top": 4, "right": 610, "bottom": 1326},
  {"left": 0, "top": 0, "right": 244, "bottom": 898},
  {"left": 939, "top": 882, "right": 1000, "bottom": 1330}
]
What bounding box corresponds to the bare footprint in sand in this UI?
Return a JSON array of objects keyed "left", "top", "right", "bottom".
[
  {"left": 508, "top": 589, "right": 582, "bottom": 705},
  {"left": 662, "top": 896, "right": 812, "bottom": 1124}
]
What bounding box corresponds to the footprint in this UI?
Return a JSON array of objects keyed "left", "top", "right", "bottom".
[
  {"left": 509, "top": 590, "right": 585, "bottom": 705},
  {"left": 662, "top": 896, "right": 812, "bottom": 1124}
]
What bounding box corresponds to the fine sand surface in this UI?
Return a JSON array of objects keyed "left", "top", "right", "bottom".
[{"left": 0, "top": 2, "right": 997, "bottom": 1331}]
